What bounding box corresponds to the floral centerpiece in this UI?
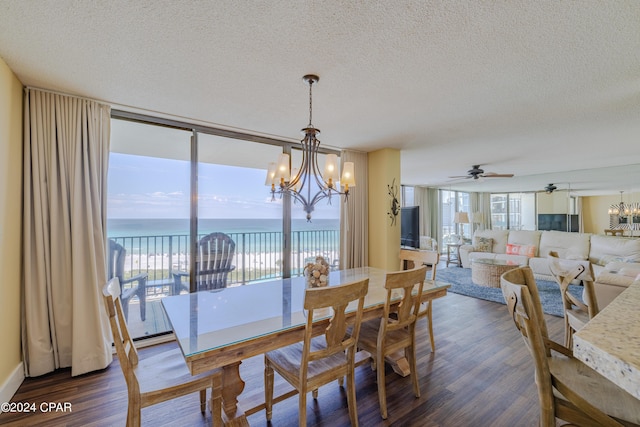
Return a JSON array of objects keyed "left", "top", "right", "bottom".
[{"left": 304, "top": 256, "right": 330, "bottom": 287}]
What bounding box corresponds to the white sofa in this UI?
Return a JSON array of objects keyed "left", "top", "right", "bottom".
[
  {"left": 459, "top": 229, "right": 640, "bottom": 307},
  {"left": 589, "top": 235, "right": 640, "bottom": 307}
]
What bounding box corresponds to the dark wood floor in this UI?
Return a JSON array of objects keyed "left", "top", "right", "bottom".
[{"left": 0, "top": 289, "right": 564, "bottom": 427}]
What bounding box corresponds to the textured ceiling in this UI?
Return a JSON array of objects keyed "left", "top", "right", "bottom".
[{"left": 1, "top": 1, "right": 639, "bottom": 195}]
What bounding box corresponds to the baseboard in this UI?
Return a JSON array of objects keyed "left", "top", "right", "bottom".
[{"left": 0, "top": 362, "right": 24, "bottom": 403}]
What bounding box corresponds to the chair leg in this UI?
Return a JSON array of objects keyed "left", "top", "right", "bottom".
[
  {"left": 427, "top": 302, "right": 435, "bottom": 352},
  {"left": 408, "top": 344, "right": 420, "bottom": 398},
  {"left": 346, "top": 365, "right": 359, "bottom": 427},
  {"left": 122, "top": 298, "right": 130, "bottom": 322},
  {"left": 127, "top": 401, "right": 141, "bottom": 427},
  {"left": 137, "top": 285, "right": 146, "bottom": 321},
  {"left": 312, "top": 388, "right": 318, "bottom": 399},
  {"left": 299, "top": 390, "right": 307, "bottom": 427},
  {"left": 264, "top": 357, "right": 274, "bottom": 421},
  {"left": 199, "top": 389, "right": 206, "bottom": 414},
  {"left": 376, "top": 348, "right": 388, "bottom": 420}
]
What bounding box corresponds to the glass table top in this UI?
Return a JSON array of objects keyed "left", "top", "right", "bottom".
[{"left": 161, "top": 266, "right": 449, "bottom": 358}]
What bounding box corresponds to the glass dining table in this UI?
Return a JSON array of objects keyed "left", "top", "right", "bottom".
[{"left": 161, "top": 266, "right": 450, "bottom": 425}]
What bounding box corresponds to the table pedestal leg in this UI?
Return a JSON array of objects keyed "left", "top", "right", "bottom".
[
  {"left": 221, "top": 362, "right": 249, "bottom": 427},
  {"left": 387, "top": 352, "right": 411, "bottom": 377}
]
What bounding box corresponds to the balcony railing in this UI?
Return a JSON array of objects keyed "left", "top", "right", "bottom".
[{"left": 109, "top": 229, "right": 340, "bottom": 297}]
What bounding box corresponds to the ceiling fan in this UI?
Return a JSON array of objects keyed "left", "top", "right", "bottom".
[
  {"left": 449, "top": 165, "right": 514, "bottom": 181},
  {"left": 544, "top": 183, "right": 558, "bottom": 193}
]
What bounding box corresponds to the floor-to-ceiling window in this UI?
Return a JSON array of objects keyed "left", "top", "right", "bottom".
[
  {"left": 107, "top": 115, "right": 341, "bottom": 339},
  {"left": 440, "top": 190, "right": 470, "bottom": 247}
]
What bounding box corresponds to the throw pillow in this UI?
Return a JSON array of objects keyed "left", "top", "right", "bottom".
[
  {"left": 473, "top": 236, "right": 493, "bottom": 253},
  {"left": 506, "top": 243, "right": 537, "bottom": 258}
]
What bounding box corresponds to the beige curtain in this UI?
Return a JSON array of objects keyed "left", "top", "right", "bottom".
[
  {"left": 340, "top": 150, "right": 368, "bottom": 269},
  {"left": 22, "top": 89, "right": 112, "bottom": 377},
  {"left": 470, "top": 192, "right": 492, "bottom": 232},
  {"left": 414, "top": 186, "right": 439, "bottom": 240}
]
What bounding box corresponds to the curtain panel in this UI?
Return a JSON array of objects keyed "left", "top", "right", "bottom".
[
  {"left": 414, "top": 186, "right": 440, "bottom": 243},
  {"left": 470, "top": 192, "right": 492, "bottom": 233},
  {"left": 22, "top": 89, "right": 112, "bottom": 377},
  {"left": 340, "top": 150, "right": 368, "bottom": 269}
]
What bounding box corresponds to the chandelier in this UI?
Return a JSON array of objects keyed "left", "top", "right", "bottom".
[
  {"left": 265, "top": 75, "right": 355, "bottom": 221},
  {"left": 608, "top": 191, "right": 625, "bottom": 216}
]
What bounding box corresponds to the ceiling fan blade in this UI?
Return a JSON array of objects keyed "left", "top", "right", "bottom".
[
  {"left": 448, "top": 175, "right": 472, "bottom": 179},
  {"left": 482, "top": 173, "right": 514, "bottom": 178}
]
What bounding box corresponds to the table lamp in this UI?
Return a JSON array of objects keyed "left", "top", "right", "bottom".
[{"left": 454, "top": 211, "right": 470, "bottom": 241}]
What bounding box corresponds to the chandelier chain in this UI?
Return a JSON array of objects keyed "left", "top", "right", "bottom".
[{"left": 308, "top": 79, "right": 313, "bottom": 126}]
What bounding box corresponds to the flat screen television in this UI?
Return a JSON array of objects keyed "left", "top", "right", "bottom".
[
  {"left": 401, "top": 206, "right": 420, "bottom": 249},
  {"left": 537, "top": 214, "right": 579, "bottom": 232}
]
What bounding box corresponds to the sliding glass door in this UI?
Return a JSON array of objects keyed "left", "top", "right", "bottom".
[{"left": 107, "top": 119, "right": 191, "bottom": 338}]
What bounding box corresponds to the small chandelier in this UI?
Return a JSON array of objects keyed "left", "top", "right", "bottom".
[
  {"left": 608, "top": 191, "right": 625, "bottom": 216},
  {"left": 265, "top": 75, "right": 355, "bottom": 221}
]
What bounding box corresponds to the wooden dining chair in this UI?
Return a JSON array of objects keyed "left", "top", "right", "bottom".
[
  {"left": 547, "top": 252, "right": 599, "bottom": 348},
  {"left": 399, "top": 249, "right": 439, "bottom": 351},
  {"left": 102, "top": 278, "right": 223, "bottom": 426},
  {"left": 264, "top": 278, "right": 369, "bottom": 427},
  {"left": 356, "top": 266, "right": 426, "bottom": 419},
  {"left": 500, "top": 267, "right": 640, "bottom": 427}
]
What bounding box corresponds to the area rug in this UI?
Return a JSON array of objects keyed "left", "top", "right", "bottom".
[{"left": 436, "top": 267, "right": 583, "bottom": 317}]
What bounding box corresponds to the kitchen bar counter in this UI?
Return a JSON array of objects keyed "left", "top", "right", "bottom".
[{"left": 573, "top": 279, "right": 640, "bottom": 399}]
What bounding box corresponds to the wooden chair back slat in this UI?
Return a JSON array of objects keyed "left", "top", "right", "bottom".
[
  {"left": 548, "top": 252, "right": 600, "bottom": 347},
  {"left": 399, "top": 249, "right": 439, "bottom": 280}
]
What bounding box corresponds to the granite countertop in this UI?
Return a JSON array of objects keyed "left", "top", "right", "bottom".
[{"left": 573, "top": 280, "right": 640, "bottom": 399}]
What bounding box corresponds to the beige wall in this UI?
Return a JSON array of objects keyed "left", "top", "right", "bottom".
[
  {"left": 0, "top": 57, "right": 23, "bottom": 394},
  {"left": 368, "top": 148, "right": 401, "bottom": 270},
  {"left": 537, "top": 190, "right": 570, "bottom": 214}
]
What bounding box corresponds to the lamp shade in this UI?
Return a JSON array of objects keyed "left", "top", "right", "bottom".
[
  {"left": 265, "top": 162, "right": 277, "bottom": 186},
  {"left": 340, "top": 162, "right": 356, "bottom": 188},
  {"left": 275, "top": 153, "right": 290, "bottom": 182},
  {"left": 323, "top": 154, "right": 339, "bottom": 183},
  {"left": 454, "top": 212, "right": 469, "bottom": 224}
]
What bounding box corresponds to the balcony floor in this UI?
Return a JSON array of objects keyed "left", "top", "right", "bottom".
[{"left": 126, "top": 297, "right": 172, "bottom": 338}]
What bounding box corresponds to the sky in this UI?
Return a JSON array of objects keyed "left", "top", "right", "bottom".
[{"left": 107, "top": 153, "right": 341, "bottom": 220}]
